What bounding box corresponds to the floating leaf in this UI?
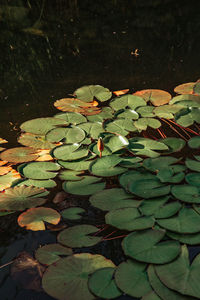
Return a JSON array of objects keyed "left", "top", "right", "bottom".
[
  {"left": 186, "top": 157, "right": 200, "bottom": 172},
  {"left": 147, "top": 264, "right": 189, "bottom": 300},
  {"left": 116, "top": 109, "right": 139, "bottom": 120},
  {"left": 20, "top": 117, "right": 68, "bottom": 135},
  {"left": 54, "top": 112, "right": 87, "bottom": 124},
  {"left": 157, "top": 207, "right": 200, "bottom": 233},
  {"left": 74, "top": 85, "right": 112, "bottom": 102},
  {"left": 58, "top": 157, "right": 94, "bottom": 171},
  {"left": 167, "top": 231, "right": 200, "bottom": 245},
  {"left": 129, "top": 137, "right": 168, "bottom": 157},
  {"left": 105, "top": 207, "right": 154, "bottom": 231},
  {"left": 174, "top": 81, "right": 200, "bottom": 95},
  {"left": 89, "top": 188, "right": 140, "bottom": 211},
  {"left": 35, "top": 243, "right": 72, "bottom": 265},
  {"left": 105, "top": 119, "right": 137, "bottom": 136},
  {"left": 88, "top": 267, "right": 122, "bottom": 299},
  {"left": 171, "top": 184, "right": 200, "bottom": 203},
  {"left": 0, "top": 165, "right": 12, "bottom": 176},
  {"left": 153, "top": 104, "right": 181, "bottom": 118},
  {"left": 42, "top": 253, "right": 115, "bottom": 300},
  {"left": 59, "top": 170, "right": 83, "bottom": 181},
  {"left": 113, "top": 89, "right": 129, "bottom": 96},
  {"left": 18, "top": 207, "right": 60, "bottom": 231},
  {"left": 57, "top": 225, "right": 102, "bottom": 247},
  {"left": 0, "top": 147, "right": 39, "bottom": 163},
  {"left": 0, "top": 170, "right": 21, "bottom": 191},
  {"left": 110, "top": 94, "right": 146, "bottom": 111},
  {"left": 54, "top": 98, "right": 93, "bottom": 112},
  {"left": 78, "top": 122, "right": 104, "bottom": 139},
  {"left": 122, "top": 228, "right": 180, "bottom": 264},
  {"left": 20, "top": 161, "right": 60, "bottom": 180},
  {"left": 119, "top": 169, "right": 155, "bottom": 191},
  {"left": 143, "top": 156, "right": 179, "bottom": 172},
  {"left": 170, "top": 94, "right": 200, "bottom": 105},
  {"left": 0, "top": 185, "right": 48, "bottom": 211},
  {"left": 18, "top": 133, "right": 57, "bottom": 149},
  {"left": 115, "top": 259, "right": 151, "bottom": 298},
  {"left": 136, "top": 106, "right": 155, "bottom": 117},
  {"left": 142, "top": 291, "right": 161, "bottom": 300},
  {"left": 134, "top": 118, "right": 161, "bottom": 131},
  {"left": 133, "top": 89, "right": 172, "bottom": 106},
  {"left": 185, "top": 173, "right": 200, "bottom": 187},
  {"left": 61, "top": 207, "right": 85, "bottom": 220},
  {"left": 188, "top": 136, "right": 200, "bottom": 149},
  {"left": 155, "top": 245, "right": 200, "bottom": 298},
  {"left": 89, "top": 155, "right": 125, "bottom": 177},
  {"left": 53, "top": 144, "right": 89, "bottom": 161},
  {"left": 46, "top": 126, "right": 85, "bottom": 144},
  {"left": 63, "top": 176, "right": 105, "bottom": 195},
  {"left": 159, "top": 137, "right": 186, "bottom": 153}
]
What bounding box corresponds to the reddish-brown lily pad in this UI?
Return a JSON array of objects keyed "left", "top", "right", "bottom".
[
  {"left": 133, "top": 89, "right": 172, "bottom": 106},
  {"left": 0, "top": 147, "right": 39, "bottom": 163}
]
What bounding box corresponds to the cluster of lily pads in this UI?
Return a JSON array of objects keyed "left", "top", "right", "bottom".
[{"left": 1, "top": 82, "right": 200, "bottom": 299}]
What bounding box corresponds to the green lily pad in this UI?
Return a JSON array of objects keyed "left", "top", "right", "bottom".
[
  {"left": 129, "top": 137, "right": 168, "bottom": 158},
  {"left": 143, "top": 156, "right": 179, "bottom": 172},
  {"left": 58, "top": 170, "right": 84, "bottom": 181},
  {"left": 153, "top": 104, "right": 181, "bottom": 118},
  {"left": 42, "top": 253, "right": 115, "bottom": 300},
  {"left": 20, "top": 117, "right": 68, "bottom": 135},
  {"left": 185, "top": 158, "right": 200, "bottom": 172},
  {"left": 157, "top": 207, "right": 200, "bottom": 233},
  {"left": 174, "top": 81, "right": 200, "bottom": 95},
  {"left": 35, "top": 243, "right": 72, "bottom": 265},
  {"left": 110, "top": 94, "right": 146, "bottom": 111},
  {"left": 78, "top": 122, "right": 103, "bottom": 139},
  {"left": 188, "top": 136, "right": 200, "bottom": 149},
  {"left": 159, "top": 137, "right": 186, "bottom": 153},
  {"left": 61, "top": 207, "right": 85, "bottom": 220},
  {"left": 119, "top": 156, "right": 143, "bottom": 168},
  {"left": 147, "top": 264, "right": 190, "bottom": 300},
  {"left": 136, "top": 106, "right": 155, "bottom": 117},
  {"left": 89, "top": 155, "right": 125, "bottom": 177},
  {"left": 171, "top": 184, "right": 200, "bottom": 203},
  {"left": 46, "top": 126, "right": 85, "bottom": 144},
  {"left": 105, "top": 207, "right": 155, "bottom": 231},
  {"left": 53, "top": 144, "right": 89, "bottom": 161},
  {"left": 18, "top": 207, "right": 61, "bottom": 231},
  {"left": 155, "top": 245, "right": 200, "bottom": 298},
  {"left": 142, "top": 291, "right": 161, "bottom": 300},
  {"left": 119, "top": 169, "right": 155, "bottom": 191},
  {"left": 133, "top": 89, "right": 172, "bottom": 106},
  {"left": 63, "top": 176, "right": 105, "bottom": 195},
  {"left": 57, "top": 225, "right": 102, "bottom": 247},
  {"left": 54, "top": 112, "right": 87, "bottom": 124},
  {"left": 167, "top": 231, "right": 200, "bottom": 245},
  {"left": 134, "top": 118, "right": 161, "bottom": 131},
  {"left": 87, "top": 107, "right": 113, "bottom": 122},
  {"left": 170, "top": 94, "right": 200, "bottom": 104},
  {"left": 14, "top": 178, "right": 56, "bottom": 188},
  {"left": 175, "top": 107, "right": 200, "bottom": 127},
  {"left": 156, "top": 169, "right": 185, "bottom": 183},
  {"left": 74, "top": 85, "right": 112, "bottom": 102},
  {"left": 105, "top": 119, "right": 137, "bottom": 136},
  {"left": 0, "top": 147, "right": 39, "bottom": 163},
  {"left": 115, "top": 109, "right": 139, "bottom": 120},
  {"left": 88, "top": 267, "right": 122, "bottom": 299},
  {"left": 115, "top": 259, "right": 151, "bottom": 298},
  {"left": 18, "top": 133, "right": 56, "bottom": 149},
  {"left": 0, "top": 185, "right": 48, "bottom": 211},
  {"left": 53, "top": 97, "right": 94, "bottom": 113},
  {"left": 20, "top": 161, "right": 60, "bottom": 180},
  {"left": 89, "top": 188, "right": 140, "bottom": 211},
  {"left": 185, "top": 173, "right": 200, "bottom": 187},
  {"left": 58, "top": 157, "right": 94, "bottom": 171},
  {"left": 122, "top": 228, "right": 180, "bottom": 264}
]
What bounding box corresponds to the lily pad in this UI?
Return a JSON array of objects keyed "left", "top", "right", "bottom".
[
  {"left": 188, "top": 136, "right": 200, "bottom": 149},
  {"left": 57, "top": 225, "right": 102, "bottom": 247},
  {"left": 78, "top": 122, "right": 103, "bottom": 139},
  {"left": 89, "top": 188, "right": 140, "bottom": 211},
  {"left": 52, "top": 144, "right": 89, "bottom": 161},
  {"left": 0, "top": 170, "right": 21, "bottom": 191},
  {"left": 89, "top": 155, "right": 126, "bottom": 177},
  {"left": 171, "top": 184, "right": 200, "bottom": 203},
  {"left": 129, "top": 137, "right": 168, "bottom": 157},
  {"left": 61, "top": 207, "right": 85, "bottom": 220},
  {"left": 134, "top": 118, "right": 161, "bottom": 131},
  {"left": 58, "top": 170, "right": 83, "bottom": 181},
  {"left": 54, "top": 112, "right": 87, "bottom": 124},
  {"left": 153, "top": 104, "right": 181, "bottom": 118},
  {"left": 63, "top": 176, "right": 105, "bottom": 195},
  {"left": 155, "top": 245, "right": 200, "bottom": 298},
  {"left": 17, "top": 133, "right": 56, "bottom": 149},
  {"left": 18, "top": 207, "right": 61, "bottom": 231},
  {"left": 143, "top": 156, "right": 179, "bottom": 172},
  {"left": 105, "top": 118, "right": 137, "bottom": 136},
  {"left": 0, "top": 185, "right": 48, "bottom": 211},
  {"left": 58, "top": 157, "right": 94, "bottom": 171},
  {"left": 105, "top": 207, "right": 155, "bottom": 231},
  {"left": 88, "top": 267, "right": 122, "bottom": 299},
  {"left": 157, "top": 207, "right": 200, "bottom": 233},
  {"left": 54, "top": 98, "right": 94, "bottom": 112},
  {"left": 136, "top": 106, "right": 155, "bottom": 117},
  {"left": 185, "top": 158, "right": 200, "bottom": 172},
  {"left": 74, "top": 85, "right": 112, "bottom": 102},
  {"left": 20, "top": 161, "right": 60, "bottom": 180},
  {"left": 14, "top": 178, "right": 56, "bottom": 188},
  {"left": 46, "top": 126, "right": 85, "bottom": 144},
  {"left": 167, "top": 231, "right": 200, "bottom": 245},
  {"left": 115, "top": 259, "right": 152, "bottom": 298},
  {"left": 122, "top": 228, "right": 180, "bottom": 264},
  {"left": 115, "top": 109, "right": 139, "bottom": 120},
  {"left": 159, "top": 137, "right": 186, "bottom": 153},
  {"left": 174, "top": 81, "right": 200, "bottom": 95},
  {"left": 87, "top": 107, "right": 114, "bottom": 122},
  {"left": 109, "top": 94, "right": 146, "bottom": 111},
  {"left": 0, "top": 147, "right": 39, "bottom": 163},
  {"left": 20, "top": 117, "right": 68, "bottom": 135},
  {"left": 42, "top": 253, "right": 115, "bottom": 300},
  {"left": 133, "top": 89, "right": 172, "bottom": 106},
  {"left": 35, "top": 243, "right": 72, "bottom": 265},
  {"left": 185, "top": 173, "right": 200, "bottom": 187}
]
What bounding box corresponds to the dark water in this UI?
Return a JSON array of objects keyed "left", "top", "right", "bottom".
[{"left": 0, "top": 1, "right": 200, "bottom": 299}]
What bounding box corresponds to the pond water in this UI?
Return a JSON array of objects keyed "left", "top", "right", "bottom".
[{"left": 1, "top": 1, "right": 200, "bottom": 300}]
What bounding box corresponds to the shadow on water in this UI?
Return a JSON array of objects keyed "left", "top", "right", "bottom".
[{"left": 0, "top": 0, "right": 200, "bottom": 299}]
